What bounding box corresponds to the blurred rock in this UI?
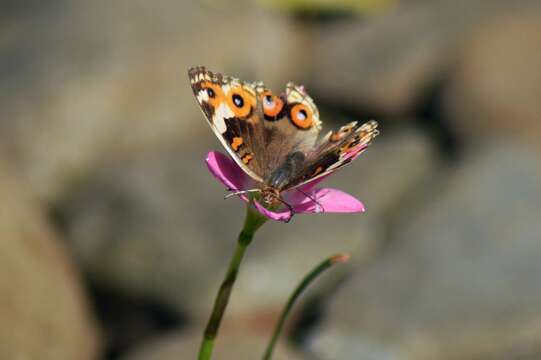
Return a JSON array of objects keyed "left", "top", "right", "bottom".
[
  {"left": 220, "top": 212, "right": 382, "bottom": 318},
  {"left": 0, "top": 0, "right": 305, "bottom": 201},
  {"left": 0, "top": 160, "right": 100, "bottom": 359},
  {"left": 261, "top": 0, "right": 396, "bottom": 15},
  {"left": 59, "top": 141, "right": 244, "bottom": 320},
  {"left": 444, "top": 9, "right": 541, "bottom": 146},
  {"left": 309, "top": 141, "right": 541, "bottom": 359},
  {"left": 122, "top": 331, "right": 305, "bottom": 360},
  {"left": 307, "top": 0, "right": 541, "bottom": 115}
]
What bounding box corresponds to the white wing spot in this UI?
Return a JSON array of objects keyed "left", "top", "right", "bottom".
[
  {"left": 197, "top": 89, "right": 209, "bottom": 103},
  {"left": 213, "top": 103, "right": 234, "bottom": 133},
  {"left": 222, "top": 84, "right": 231, "bottom": 95}
]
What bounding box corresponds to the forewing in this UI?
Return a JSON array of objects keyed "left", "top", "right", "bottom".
[{"left": 189, "top": 66, "right": 266, "bottom": 182}]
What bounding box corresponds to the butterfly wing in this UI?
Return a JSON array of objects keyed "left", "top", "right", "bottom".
[
  {"left": 189, "top": 66, "right": 322, "bottom": 181},
  {"left": 189, "top": 66, "right": 268, "bottom": 181},
  {"left": 282, "top": 120, "right": 379, "bottom": 190},
  {"left": 256, "top": 81, "right": 322, "bottom": 177}
]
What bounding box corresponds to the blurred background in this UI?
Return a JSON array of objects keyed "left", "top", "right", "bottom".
[{"left": 1, "top": 0, "right": 541, "bottom": 359}]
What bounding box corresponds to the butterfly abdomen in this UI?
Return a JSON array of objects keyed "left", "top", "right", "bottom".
[{"left": 266, "top": 151, "right": 306, "bottom": 190}]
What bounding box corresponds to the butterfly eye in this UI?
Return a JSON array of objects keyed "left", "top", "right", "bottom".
[
  {"left": 262, "top": 91, "right": 284, "bottom": 118},
  {"left": 290, "top": 103, "right": 313, "bottom": 129},
  {"left": 226, "top": 87, "right": 254, "bottom": 118}
]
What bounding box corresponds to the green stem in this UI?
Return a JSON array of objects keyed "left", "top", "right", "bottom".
[
  {"left": 198, "top": 205, "right": 267, "bottom": 360},
  {"left": 263, "top": 254, "right": 350, "bottom": 360}
]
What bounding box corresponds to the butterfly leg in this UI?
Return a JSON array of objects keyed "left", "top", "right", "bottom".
[
  {"left": 275, "top": 196, "right": 295, "bottom": 223},
  {"left": 224, "top": 188, "right": 261, "bottom": 200},
  {"left": 295, "top": 188, "right": 325, "bottom": 213}
]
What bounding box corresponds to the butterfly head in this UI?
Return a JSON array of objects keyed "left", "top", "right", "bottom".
[
  {"left": 261, "top": 186, "right": 281, "bottom": 206},
  {"left": 224, "top": 186, "right": 289, "bottom": 215}
]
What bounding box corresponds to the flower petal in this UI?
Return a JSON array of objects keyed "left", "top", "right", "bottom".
[
  {"left": 205, "top": 151, "right": 252, "bottom": 201},
  {"left": 253, "top": 200, "right": 293, "bottom": 222},
  {"left": 298, "top": 174, "right": 331, "bottom": 192},
  {"left": 205, "top": 151, "right": 364, "bottom": 221},
  {"left": 292, "top": 187, "right": 365, "bottom": 214},
  {"left": 283, "top": 175, "right": 331, "bottom": 204}
]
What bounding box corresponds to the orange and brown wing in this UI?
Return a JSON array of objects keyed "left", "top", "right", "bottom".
[
  {"left": 189, "top": 66, "right": 323, "bottom": 181},
  {"left": 189, "top": 66, "right": 266, "bottom": 182}
]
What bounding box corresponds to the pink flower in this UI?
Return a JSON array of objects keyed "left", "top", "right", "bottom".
[{"left": 205, "top": 151, "right": 365, "bottom": 222}]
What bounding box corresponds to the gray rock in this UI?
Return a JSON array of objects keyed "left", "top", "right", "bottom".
[
  {"left": 307, "top": 0, "right": 541, "bottom": 115},
  {"left": 61, "top": 141, "right": 244, "bottom": 319},
  {"left": 122, "top": 331, "right": 306, "bottom": 360},
  {"left": 0, "top": 160, "right": 101, "bottom": 359},
  {"left": 218, "top": 212, "right": 383, "bottom": 319},
  {"left": 309, "top": 141, "right": 541, "bottom": 359},
  {"left": 444, "top": 9, "right": 541, "bottom": 143},
  {"left": 261, "top": 0, "right": 395, "bottom": 14}
]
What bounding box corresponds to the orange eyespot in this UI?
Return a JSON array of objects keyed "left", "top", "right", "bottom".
[
  {"left": 290, "top": 103, "right": 313, "bottom": 129},
  {"left": 226, "top": 86, "right": 255, "bottom": 118},
  {"left": 200, "top": 81, "right": 225, "bottom": 108},
  {"left": 261, "top": 91, "right": 284, "bottom": 118}
]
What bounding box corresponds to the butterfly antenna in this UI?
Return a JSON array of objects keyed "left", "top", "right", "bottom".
[
  {"left": 224, "top": 189, "right": 261, "bottom": 200},
  {"left": 295, "top": 188, "right": 325, "bottom": 213}
]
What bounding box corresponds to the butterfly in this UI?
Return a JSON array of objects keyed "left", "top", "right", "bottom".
[{"left": 188, "top": 66, "right": 378, "bottom": 213}]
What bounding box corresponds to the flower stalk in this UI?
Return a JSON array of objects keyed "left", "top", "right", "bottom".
[
  {"left": 198, "top": 205, "right": 267, "bottom": 360},
  {"left": 263, "top": 254, "right": 350, "bottom": 360}
]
